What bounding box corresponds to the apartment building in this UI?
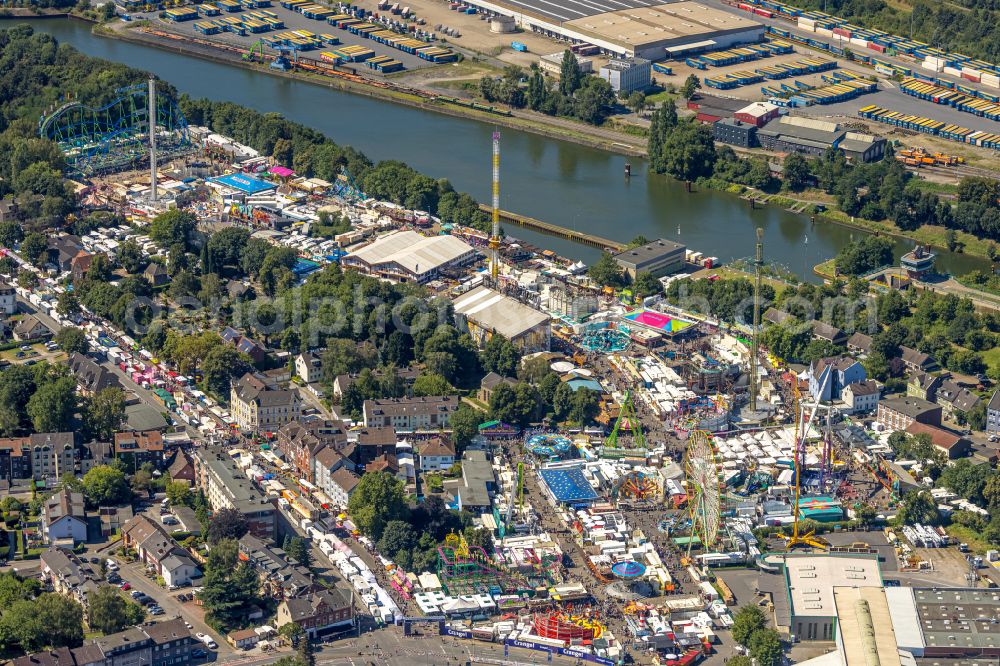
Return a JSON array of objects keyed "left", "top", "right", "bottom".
[{"left": 194, "top": 446, "right": 276, "bottom": 540}]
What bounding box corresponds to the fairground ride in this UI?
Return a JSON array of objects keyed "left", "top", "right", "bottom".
[
  {"left": 604, "top": 390, "right": 647, "bottom": 451},
  {"left": 611, "top": 470, "right": 662, "bottom": 502},
  {"left": 39, "top": 82, "right": 191, "bottom": 177},
  {"left": 684, "top": 430, "right": 721, "bottom": 555},
  {"left": 780, "top": 380, "right": 830, "bottom": 551},
  {"left": 436, "top": 532, "right": 528, "bottom": 596}
]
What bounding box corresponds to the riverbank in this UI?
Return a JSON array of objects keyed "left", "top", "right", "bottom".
[
  {"left": 75, "top": 19, "right": 997, "bottom": 266},
  {"left": 97, "top": 21, "right": 648, "bottom": 157}
]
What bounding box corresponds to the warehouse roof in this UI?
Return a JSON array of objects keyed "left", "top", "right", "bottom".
[
  {"left": 912, "top": 587, "right": 1000, "bottom": 652},
  {"left": 452, "top": 286, "right": 550, "bottom": 341},
  {"left": 784, "top": 555, "right": 882, "bottom": 618},
  {"left": 564, "top": 2, "right": 761, "bottom": 49},
  {"left": 613, "top": 238, "right": 685, "bottom": 267},
  {"left": 759, "top": 115, "right": 845, "bottom": 146},
  {"left": 349, "top": 230, "right": 474, "bottom": 277},
  {"left": 834, "top": 587, "right": 901, "bottom": 666}
]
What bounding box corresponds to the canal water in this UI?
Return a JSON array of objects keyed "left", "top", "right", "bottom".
[{"left": 9, "top": 18, "right": 990, "bottom": 281}]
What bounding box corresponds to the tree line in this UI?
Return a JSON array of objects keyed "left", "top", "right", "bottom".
[{"left": 479, "top": 52, "right": 616, "bottom": 126}]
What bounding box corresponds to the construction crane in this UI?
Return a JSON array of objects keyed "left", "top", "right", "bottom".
[
  {"left": 243, "top": 39, "right": 265, "bottom": 62},
  {"left": 490, "top": 130, "right": 501, "bottom": 280}
]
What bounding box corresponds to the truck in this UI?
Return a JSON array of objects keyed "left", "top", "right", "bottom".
[{"left": 510, "top": 41, "right": 527, "bottom": 52}]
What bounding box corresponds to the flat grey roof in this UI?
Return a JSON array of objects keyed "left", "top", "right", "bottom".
[
  {"left": 913, "top": 588, "right": 1000, "bottom": 651},
  {"left": 452, "top": 286, "right": 550, "bottom": 341},
  {"left": 614, "top": 238, "right": 686, "bottom": 266}
]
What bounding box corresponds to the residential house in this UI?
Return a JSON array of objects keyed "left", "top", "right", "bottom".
[
  {"left": 220, "top": 327, "right": 267, "bottom": 364},
  {"left": 416, "top": 436, "right": 456, "bottom": 472},
  {"left": 78, "top": 440, "right": 114, "bottom": 475},
  {"left": 10, "top": 619, "right": 193, "bottom": 666},
  {"left": 276, "top": 588, "right": 355, "bottom": 637},
  {"left": 13, "top": 314, "right": 51, "bottom": 341},
  {"left": 230, "top": 373, "right": 301, "bottom": 432},
  {"left": 847, "top": 332, "right": 873, "bottom": 356},
  {"left": 313, "top": 447, "right": 346, "bottom": 503},
  {"left": 113, "top": 430, "right": 165, "bottom": 468},
  {"left": 807, "top": 356, "right": 866, "bottom": 402},
  {"left": 98, "top": 505, "right": 133, "bottom": 539},
  {"left": 0, "top": 432, "right": 78, "bottom": 480},
  {"left": 295, "top": 352, "right": 322, "bottom": 384},
  {"left": 40, "top": 547, "right": 100, "bottom": 605},
  {"left": 68, "top": 353, "right": 120, "bottom": 396},
  {"left": 70, "top": 253, "right": 94, "bottom": 284},
  {"left": 934, "top": 379, "right": 981, "bottom": 418},
  {"left": 42, "top": 489, "right": 87, "bottom": 544},
  {"left": 238, "top": 535, "right": 315, "bottom": 599},
  {"left": 362, "top": 395, "right": 460, "bottom": 430},
  {"left": 120, "top": 515, "right": 201, "bottom": 587},
  {"left": 47, "top": 235, "right": 86, "bottom": 272},
  {"left": 194, "top": 445, "right": 276, "bottom": 540},
  {"left": 479, "top": 372, "right": 516, "bottom": 404},
  {"left": 276, "top": 419, "right": 348, "bottom": 482},
  {"left": 907, "top": 372, "right": 942, "bottom": 402},
  {"left": 168, "top": 451, "right": 195, "bottom": 484},
  {"left": 331, "top": 367, "right": 420, "bottom": 399},
  {"left": 0, "top": 281, "right": 16, "bottom": 315},
  {"left": 988, "top": 390, "right": 1000, "bottom": 434},
  {"left": 325, "top": 467, "right": 360, "bottom": 509},
  {"left": 811, "top": 321, "right": 846, "bottom": 345},
  {"left": 346, "top": 427, "right": 397, "bottom": 469},
  {"left": 763, "top": 308, "right": 793, "bottom": 326},
  {"left": 227, "top": 629, "right": 259, "bottom": 650},
  {"left": 842, "top": 380, "right": 880, "bottom": 414},
  {"left": 900, "top": 346, "right": 937, "bottom": 372},
  {"left": 172, "top": 506, "right": 202, "bottom": 536},
  {"left": 905, "top": 421, "right": 972, "bottom": 460},
  {"left": 877, "top": 396, "right": 943, "bottom": 431},
  {"left": 143, "top": 263, "right": 169, "bottom": 286}
]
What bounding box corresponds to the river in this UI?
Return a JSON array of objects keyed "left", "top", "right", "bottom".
[{"left": 8, "top": 17, "right": 990, "bottom": 282}]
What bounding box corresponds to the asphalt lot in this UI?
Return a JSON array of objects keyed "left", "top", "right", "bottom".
[{"left": 153, "top": 4, "right": 433, "bottom": 72}]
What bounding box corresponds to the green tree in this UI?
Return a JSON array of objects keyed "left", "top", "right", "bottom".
[
  {"left": 377, "top": 520, "right": 418, "bottom": 560},
  {"left": 199, "top": 539, "right": 260, "bottom": 632},
  {"left": 897, "top": 490, "right": 941, "bottom": 525},
  {"left": 527, "top": 64, "right": 547, "bottom": 110},
  {"left": 574, "top": 77, "right": 615, "bottom": 125},
  {"left": 728, "top": 656, "right": 753, "bottom": 666},
  {"left": 200, "top": 345, "right": 253, "bottom": 398},
  {"left": 87, "top": 585, "right": 145, "bottom": 634},
  {"left": 82, "top": 465, "right": 131, "bottom": 506},
  {"left": 206, "top": 508, "right": 249, "bottom": 544},
  {"left": 54, "top": 327, "right": 88, "bottom": 354},
  {"left": 148, "top": 209, "right": 197, "bottom": 251},
  {"left": 0, "top": 222, "right": 24, "bottom": 249},
  {"left": 749, "top": 628, "right": 783, "bottom": 666},
  {"left": 783, "top": 153, "right": 812, "bottom": 192},
  {"left": 588, "top": 252, "right": 625, "bottom": 288},
  {"left": 166, "top": 481, "right": 193, "bottom": 507},
  {"left": 84, "top": 387, "right": 126, "bottom": 442},
  {"left": 20, "top": 232, "right": 48, "bottom": 266},
  {"left": 27, "top": 376, "right": 77, "bottom": 433},
  {"left": 568, "top": 387, "right": 600, "bottom": 425},
  {"left": 660, "top": 120, "right": 716, "bottom": 183},
  {"left": 57, "top": 290, "right": 80, "bottom": 317},
  {"left": 559, "top": 50, "right": 582, "bottom": 96},
  {"left": 834, "top": 236, "right": 893, "bottom": 276},
  {"left": 347, "top": 472, "right": 409, "bottom": 540},
  {"left": 283, "top": 536, "right": 312, "bottom": 568},
  {"left": 681, "top": 74, "right": 701, "bottom": 99},
  {"left": 449, "top": 403, "right": 482, "bottom": 452},
  {"left": 626, "top": 91, "right": 646, "bottom": 115},
  {"left": 732, "top": 605, "right": 767, "bottom": 646},
  {"left": 118, "top": 239, "right": 146, "bottom": 274},
  {"left": 17, "top": 269, "right": 37, "bottom": 290},
  {"left": 481, "top": 334, "right": 520, "bottom": 377},
  {"left": 412, "top": 372, "right": 452, "bottom": 397},
  {"left": 632, "top": 271, "right": 662, "bottom": 299}
]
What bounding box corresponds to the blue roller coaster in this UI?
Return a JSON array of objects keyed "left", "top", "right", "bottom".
[{"left": 38, "top": 82, "right": 193, "bottom": 177}]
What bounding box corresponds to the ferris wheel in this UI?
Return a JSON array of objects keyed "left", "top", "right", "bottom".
[{"left": 685, "top": 430, "right": 721, "bottom": 554}]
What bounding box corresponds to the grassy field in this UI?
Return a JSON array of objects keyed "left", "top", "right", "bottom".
[
  {"left": 982, "top": 347, "right": 1000, "bottom": 376},
  {"left": 946, "top": 524, "right": 994, "bottom": 556}
]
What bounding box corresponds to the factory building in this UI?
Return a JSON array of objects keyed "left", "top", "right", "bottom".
[
  {"left": 613, "top": 238, "right": 687, "bottom": 279},
  {"left": 712, "top": 118, "right": 759, "bottom": 148},
  {"left": 758, "top": 116, "right": 885, "bottom": 162},
  {"left": 599, "top": 58, "right": 652, "bottom": 93},
  {"left": 458, "top": 1, "right": 763, "bottom": 60}
]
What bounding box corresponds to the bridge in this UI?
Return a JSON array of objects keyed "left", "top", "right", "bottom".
[{"left": 479, "top": 204, "right": 625, "bottom": 252}]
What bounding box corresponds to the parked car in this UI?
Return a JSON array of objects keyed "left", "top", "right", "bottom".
[
  {"left": 148, "top": 606, "right": 164, "bottom": 615},
  {"left": 106, "top": 559, "right": 119, "bottom": 571},
  {"left": 130, "top": 590, "right": 142, "bottom": 599},
  {"left": 119, "top": 582, "right": 131, "bottom": 591},
  {"left": 191, "top": 649, "right": 207, "bottom": 659}
]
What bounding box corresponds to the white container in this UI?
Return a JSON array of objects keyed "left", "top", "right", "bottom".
[
  {"left": 816, "top": 27, "right": 832, "bottom": 36},
  {"left": 850, "top": 37, "right": 868, "bottom": 48},
  {"left": 944, "top": 66, "right": 962, "bottom": 77}
]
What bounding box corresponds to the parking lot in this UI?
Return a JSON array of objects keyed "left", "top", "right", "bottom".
[
  {"left": 154, "top": 4, "right": 435, "bottom": 72},
  {"left": 0, "top": 339, "right": 66, "bottom": 367}
]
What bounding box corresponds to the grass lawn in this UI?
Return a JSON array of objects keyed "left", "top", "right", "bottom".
[
  {"left": 908, "top": 179, "right": 959, "bottom": 196},
  {"left": 946, "top": 524, "right": 994, "bottom": 555},
  {"left": 982, "top": 347, "right": 1000, "bottom": 376}
]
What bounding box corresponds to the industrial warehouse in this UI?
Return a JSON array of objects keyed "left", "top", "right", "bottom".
[{"left": 458, "top": 1, "right": 765, "bottom": 59}]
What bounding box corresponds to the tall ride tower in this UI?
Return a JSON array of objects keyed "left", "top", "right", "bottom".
[
  {"left": 148, "top": 78, "right": 158, "bottom": 203},
  {"left": 749, "top": 227, "right": 763, "bottom": 410},
  {"left": 490, "top": 130, "right": 501, "bottom": 280}
]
